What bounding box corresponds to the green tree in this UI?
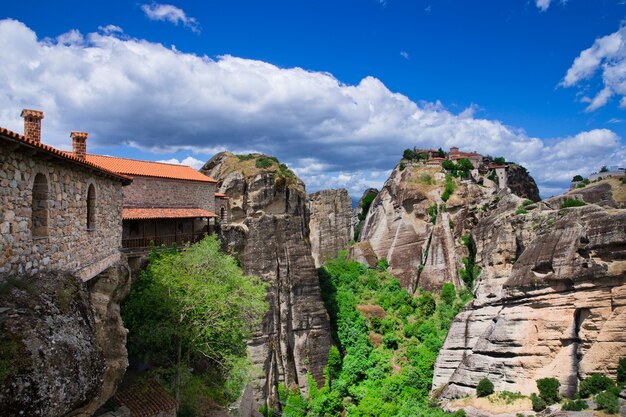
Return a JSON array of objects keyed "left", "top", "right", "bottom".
[
  {"left": 493, "top": 156, "right": 506, "bottom": 165},
  {"left": 442, "top": 160, "right": 456, "bottom": 172},
  {"left": 476, "top": 377, "right": 494, "bottom": 397},
  {"left": 325, "top": 345, "right": 342, "bottom": 388},
  {"left": 600, "top": 165, "right": 609, "bottom": 173},
  {"left": 403, "top": 149, "right": 417, "bottom": 160},
  {"left": 595, "top": 390, "right": 619, "bottom": 414},
  {"left": 572, "top": 175, "right": 584, "bottom": 182},
  {"left": 617, "top": 357, "right": 626, "bottom": 385},
  {"left": 455, "top": 158, "right": 474, "bottom": 177},
  {"left": 536, "top": 377, "right": 560, "bottom": 404},
  {"left": 440, "top": 283, "right": 455, "bottom": 305},
  {"left": 122, "top": 236, "right": 268, "bottom": 408},
  {"left": 579, "top": 373, "right": 615, "bottom": 398}
]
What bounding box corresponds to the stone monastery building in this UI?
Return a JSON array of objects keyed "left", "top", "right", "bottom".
[{"left": 0, "top": 109, "right": 228, "bottom": 280}]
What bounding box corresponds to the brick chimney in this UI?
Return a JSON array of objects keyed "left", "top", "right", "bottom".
[
  {"left": 21, "top": 109, "right": 44, "bottom": 143},
  {"left": 71, "top": 132, "right": 88, "bottom": 159}
]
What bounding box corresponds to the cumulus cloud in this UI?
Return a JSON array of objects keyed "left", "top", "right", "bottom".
[
  {"left": 561, "top": 25, "right": 626, "bottom": 111},
  {"left": 0, "top": 19, "right": 623, "bottom": 198},
  {"left": 140, "top": 3, "right": 200, "bottom": 33}
]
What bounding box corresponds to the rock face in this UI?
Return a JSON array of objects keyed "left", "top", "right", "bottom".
[
  {"left": 357, "top": 161, "right": 539, "bottom": 292},
  {"left": 0, "top": 262, "right": 131, "bottom": 417},
  {"left": 352, "top": 188, "right": 378, "bottom": 240},
  {"left": 433, "top": 194, "right": 626, "bottom": 398},
  {"left": 201, "top": 153, "right": 331, "bottom": 408},
  {"left": 308, "top": 189, "right": 352, "bottom": 267},
  {"left": 506, "top": 164, "right": 540, "bottom": 202}
]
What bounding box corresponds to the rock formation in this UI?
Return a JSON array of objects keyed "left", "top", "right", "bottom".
[
  {"left": 201, "top": 153, "right": 331, "bottom": 408},
  {"left": 433, "top": 185, "right": 626, "bottom": 398},
  {"left": 0, "top": 263, "right": 131, "bottom": 417},
  {"left": 308, "top": 189, "right": 352, "bottom": 267},
  {"left": 352, "top": 188, "right": 378, "bottom": 240}
]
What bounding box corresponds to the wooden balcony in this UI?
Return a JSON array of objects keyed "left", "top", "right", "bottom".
[{"left": 122, "top": 232, "right": 207, "bottom": 250}]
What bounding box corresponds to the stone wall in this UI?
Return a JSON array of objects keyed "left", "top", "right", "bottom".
[
  {"left": 0, "top": 145, "right": 124, "bottom": 280},
  {"left": 122, "top": 176, "right": 216, "bottom": 213}
]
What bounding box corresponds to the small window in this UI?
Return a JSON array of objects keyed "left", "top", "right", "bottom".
[
  {"left": 87, "top": 184, "right": 96, "bottom": 230},
  {"left": 220, "top": 206, "right": 226, "bottom": 221},
  {"left": 32, "top": 173, "right": 50, "bottom": 238}
]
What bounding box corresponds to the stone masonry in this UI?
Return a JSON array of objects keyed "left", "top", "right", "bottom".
[
  {"left": 0, "top": 134, "right": 125, "bottom": 281},
  {"left": 122, "top": 176, "right": 216, "bottom": 214}
]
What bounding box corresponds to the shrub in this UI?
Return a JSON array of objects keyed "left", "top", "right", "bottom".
[
  {"left": 494, "top": 156, "right": 506, "bottom": 165},
  {"left": 560, "top": 198, "right": 586, "bottom": 209},
  {"left": 579, "top": 373, "right": 615, "bottom": 398},
  {"left": 476, "top": 377, "right": 494, "bottom": 397},
  {"left": 536, "top": 377, "right": 560, "bottom": 404},
  {"left": 515, "top": 207, "right": 527, "bottom": 215},
  {"left": 561, "top": 399, "right": 588, "bottom": 411},
  {"left": 399, "top": 161, "right": 406, "bottom": 171},
  {"left": 617, "top": 357, "right": 626, "bottom": 385},
  {"left": 572, "top": 175, "right": 584, "bottom": 182},
  {"left": 441, "top": 175, "right": 455, "bottom": 202},
  {"left": 595, "top": 390, "right": 619, "bottom": 414},
  {"left": 530, "top": 393, "right": 546, "bottom": 412},
  {"left": 255, "top": 157, "right": 275, "bottom": 168},
  {"left": 428, "top": 204, "right": 438, "bottom": 223},
  {"left": 377, "top": 259, "right": 389, "bottom": 272}
]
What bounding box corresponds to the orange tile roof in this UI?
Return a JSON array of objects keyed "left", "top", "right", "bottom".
[
  {"left": 123, "top": 207, "right": 218, "bottom": 220},
  {"left": 214, "top": 193, "right": 229, "bottom": 199},
  {"left": 114, "top": 380, "right": 177, "bottom": 417},
  {"left": 0, "top": 127, "right": 132, "bottom": 184},
  {"left": 84, "top": 154, "right": 216, "bottom": 183}
]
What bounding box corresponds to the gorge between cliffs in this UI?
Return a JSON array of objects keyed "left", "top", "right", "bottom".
[{"left": 1, "top": 150, "right": 625, "bottom": 417}]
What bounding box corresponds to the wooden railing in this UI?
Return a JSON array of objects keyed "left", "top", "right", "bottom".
[{"left": 122, "top": 232, "right": 206, "bottom": 249}]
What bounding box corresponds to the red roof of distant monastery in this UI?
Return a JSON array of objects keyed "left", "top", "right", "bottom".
[{"left": 122, "top": 207, "right": 217, "bottom": 220}]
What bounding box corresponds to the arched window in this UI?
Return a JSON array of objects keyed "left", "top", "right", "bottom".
[
  {"left": 220, "top": 206, "right": 226, "bottom": 221},
  {"left": 32, "top": 173, "right": 49, "bottom": 238},
  {"left": 87, "top": 184, "right": 96, "bottom": 230}
]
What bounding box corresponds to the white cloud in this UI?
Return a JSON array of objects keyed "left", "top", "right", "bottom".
[
  {"left": 158, "top": 156, "right": 205, "bottom": 169},
  {"left": 0, "top": 19, "right": 623, "bottom": 198},
  {"left": 536, "top": 0, "right": 552, "bottom": 11},
  {"left": 140, "top": 3, "right": 200, "bottom": 33},
  {"left": 561, "top": 25, "right": 626, "bottom": 111},
  {"left": 400, "top": 51, "right": 409, "bottom": 60},
  {"left": 98, "top": 25, "right": 123, "bottom": 35}
]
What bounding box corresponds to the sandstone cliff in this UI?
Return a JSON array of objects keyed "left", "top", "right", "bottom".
[
  {"left": 0, "top": 263, "right": 131, "bottom": 417},
  {"left": 308, "top": 188, "right": 352, "bottom": 268},
  {"left": 433, "top": 190, "right": 626, "bottom": 398},
  {"left": 357, "top": 161, "right": 533, "bottom": 292},
  {"left": 201, "top": 153, "right": 331, "bottom": 408}
]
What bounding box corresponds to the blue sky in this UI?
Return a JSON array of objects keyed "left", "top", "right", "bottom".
[{"left": 1, "top": 0, "right": 625, "bottom": 197}]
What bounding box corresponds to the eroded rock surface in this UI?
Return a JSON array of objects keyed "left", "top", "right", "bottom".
[
  {"left": 434, "top": 196, "right": 626, "bottom": 398},
  {"left": 0, "top": 260, "right": 132, "bottom": 417},
  {"left": 308, "top": 189, "right": 352, "bottom": 267},
  {"left": 201, "top": 153, "right": 331, "bottom": 407}
]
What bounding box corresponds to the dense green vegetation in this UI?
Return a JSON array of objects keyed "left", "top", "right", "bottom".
[
  {"left": 561, "top": 399, "right": 588, "bottom": 411},
  {"left": 122, "top": 236, "right": 268, "bottom": 416},
  {"left": 273, "top": 254, "right": 471, "bottom": 417},
  {"left": 442, "top": 159, "right": 473, "bottom": 179},
  {"left": 459, "top": 235, "right": 480, "bottom": 289}
]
